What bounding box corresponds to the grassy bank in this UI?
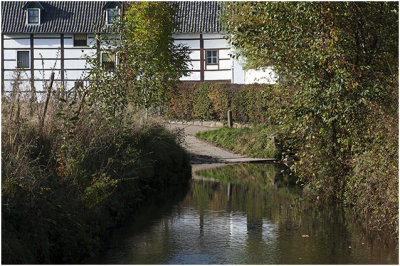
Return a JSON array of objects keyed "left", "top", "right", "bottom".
[
  {"left": 2, "top": 96, "right": 191, "bottom": 264},
  {"left": 195, "top": 118, "right": 398, "bottom": 238},
  {"left": 195, "top": 126, "right": 277, "bottom": 159}
]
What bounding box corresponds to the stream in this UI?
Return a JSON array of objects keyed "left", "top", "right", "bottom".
[{"left": 86, "top": 163, "right": 398, "bottom": 264}]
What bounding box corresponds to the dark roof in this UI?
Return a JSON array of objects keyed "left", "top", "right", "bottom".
[
  {"left": 2, "top": 1, "right": 111, "bottom": 34},
  {"left": 103, "top": 1, "right": 120, "bottom": 10},
  {"left": 22, "top": 2, "right": 45, "bottom": 10},
  {"left": 1, "top": 1, "right": 223, "bottom": 34},
  {"left": 174, "top": 1, "right": 223, "bottom": 33}
]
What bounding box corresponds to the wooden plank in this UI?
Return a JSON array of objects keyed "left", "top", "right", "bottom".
[
  {"left": 4, "top": 68, "right": 91, "bottom": 71},
  {"left": 181, "top": 79, "right": 231, "bottom": 83},
  {"left": 4, "top": 78, "right": 87, "bottom": 82},
  {"left": 188, "top": 69, "right": 231, "bottom": 72},
  {"left": 60, "top": 33, "right": 64, "bottom": 87},
  {"left": 32, "top": 58, "right": 90, "bottom": 60},
  {"left": 1, "top": 33, "right": 4, "bottom": 93},
  {"left": 30, "top": 34, "right": 35, "bottom": 91},
  {"left": 96, "top": 38, "right": 100, "bottom": 62},
  {"left": 200, "top": 34, "right": 204, "bottom": 81},
  {"left": 3, "top": 37, "right": 30, "bottom": 40}
]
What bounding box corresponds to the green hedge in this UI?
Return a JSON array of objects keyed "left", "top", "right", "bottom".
[{"left": 166, "top": 82, "right": 278, "bottom": 124}]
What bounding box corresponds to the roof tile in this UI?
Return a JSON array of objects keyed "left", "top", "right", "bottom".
[{"left": 1, "top": 1, "right": 222, "bottom": 34}]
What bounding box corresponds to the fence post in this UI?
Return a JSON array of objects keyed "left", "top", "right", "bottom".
[{"left": 227, "top": 110, "right": 233, "bottom": 128}]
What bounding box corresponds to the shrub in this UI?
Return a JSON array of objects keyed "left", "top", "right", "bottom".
[
  {"left": 231, "top": 86, "right": 250, "bottom": 122},
  {"left": 166, "top": 82, "right": 277, "bottom": 124},
  {"left": 166, "top": 83, "right": 195, "bottom": 120},
  {"left": 208, "top": 83, "right": 230, "bottom": 120},
  {"left": 191, "top": 82, "right": 214, "bottom": 120},
  {"left": 344, "top": 107, "right": 398, "bottom": 237},
  {"left": 2, "top": 95, "right": 191, "bottom": 263}
]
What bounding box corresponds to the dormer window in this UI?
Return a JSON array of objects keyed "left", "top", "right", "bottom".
[
  {"left": 106, "top": 8, "right": 119, "bottom": 25},
  {"left": 23, "top": 2, "right": 44, "bottom": 25},
  {"left": 103, "top": 2, "right": 121, "bottom": 25},
  {"left": 27, "top": 8, "right": 40, "bottom": 25}
]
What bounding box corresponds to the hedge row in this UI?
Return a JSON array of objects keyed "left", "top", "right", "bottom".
[{"left": 166, "top": 82, "right": 282, "bottom": 124}]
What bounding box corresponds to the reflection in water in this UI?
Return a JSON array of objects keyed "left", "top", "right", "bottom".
[{"left": 86, "top": 164, "right": 398, "bottom": 264}]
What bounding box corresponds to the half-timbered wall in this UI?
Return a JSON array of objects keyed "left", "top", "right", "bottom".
[
  {"left": 2, "top": 33, "right": 98, "bottom": 93},
  {"left": 173, "top": 33, "right": 232, "bottom": 82},
  {"left": 2, "top": 32, "right": 277, "bottom": 93},
  {"left": 173, "top": 33, "right": 278, "bottom": 84}
]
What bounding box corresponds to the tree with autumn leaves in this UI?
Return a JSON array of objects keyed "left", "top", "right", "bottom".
[{"left": 222, "top": 2, "right": 398, "bottom": 235}]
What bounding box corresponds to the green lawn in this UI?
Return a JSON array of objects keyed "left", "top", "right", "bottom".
[{"left": 195, "top": 125, "right": 277, "bottom": 159}]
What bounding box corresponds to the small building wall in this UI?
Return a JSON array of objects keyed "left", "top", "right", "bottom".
[
  {"left": 2, "top": 33, "right": 97, "bottom": 93},
  {"left": 2, "top": 32, "right": 278, "bottom": 93},
  {"left": 243, "top": 67, "right": 278, "bottom": 84},
  {"left": 172, "top": 33, "right": 232, "bottom": 82}
]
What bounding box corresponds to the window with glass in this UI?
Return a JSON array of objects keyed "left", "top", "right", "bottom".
[
  {"left": 74, "top": 34, "right": 88, "bottom": 47},
  {"left": 206, "top": 50, "right": 218, "bottom": 65},
  {"left": 27, "top": 8, "right": 39, "bottom": 24},
  {"left": 101, "top": 52, "right": 116, "bottom": 71},
  {"left": 17, "top": 51, "right": 30, "bottom": 69},
  {"left": 107, "top": 9, "right": 119, "bottom": 24}
]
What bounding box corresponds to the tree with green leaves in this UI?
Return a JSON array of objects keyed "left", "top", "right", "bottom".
[
  {"left": 86, "top": 2, "right": 189, "bottom": 118},
  {"left": 222, "top": 1, "right": 398, "bottom": 230}
]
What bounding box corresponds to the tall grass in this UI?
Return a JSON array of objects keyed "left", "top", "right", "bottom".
[
  {"left": 195, "top": 126, "right": 277, "bottom": 159},
  {"left": 2, "top": 77, "right": 191, "bottom": 263}
]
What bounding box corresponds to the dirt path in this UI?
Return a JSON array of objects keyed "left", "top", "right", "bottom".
[{"left": 166, "top": 124, "right": 275, "bottom": 172}]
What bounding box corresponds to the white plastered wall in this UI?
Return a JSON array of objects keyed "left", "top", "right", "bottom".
[
  {"left": 2, "top": 33, "right": 97, "bottom": 92},
  {"left": 231, "top": 50, "right": 278, "bottom": 85},
  {"left": 173, "top": 33, "right": 233, "bottom": 82},
  {"left": 3, "top": 32, "right": 278, "bottom": 91}
]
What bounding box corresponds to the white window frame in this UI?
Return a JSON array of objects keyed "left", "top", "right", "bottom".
[
  {"left": 26, "top": 8, "right": 40, "bottom": 25},
  {"left": 106, "top": 8, "right": 119, "bottom": 25},
  {"left": 206, "top": 49, "right": 219, "bottom": 65},
  {"left": 16, "top": 50, "right": 30, "bottom": 69},
  {"left": 73, "top": 34, "right": 88, "bottom": 47}
]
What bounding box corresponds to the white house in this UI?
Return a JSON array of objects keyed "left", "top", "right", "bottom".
[
  {"left": 174, "top": 2, "right": 277, "bottom": 84},
  {"left": 1, "top": 1, "right": 277, "bottom": 94}
]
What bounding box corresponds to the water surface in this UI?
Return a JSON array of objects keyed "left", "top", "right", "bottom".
[{"left": 87, "top": 164, "right": 398, "bottom": 264}]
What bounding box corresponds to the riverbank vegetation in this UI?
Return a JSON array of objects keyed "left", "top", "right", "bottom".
[
  {"left": 2, "top": 2, "right": 191, "bottom": 263},
  {"left": 192, "top": 164, "right": 397, "bottom": 264},
  {"left": 222, "top": 2, "right": 398, "bottom": 237},
  {"left": 2, "top": 99, "right": 190, "bottom": 263}
]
